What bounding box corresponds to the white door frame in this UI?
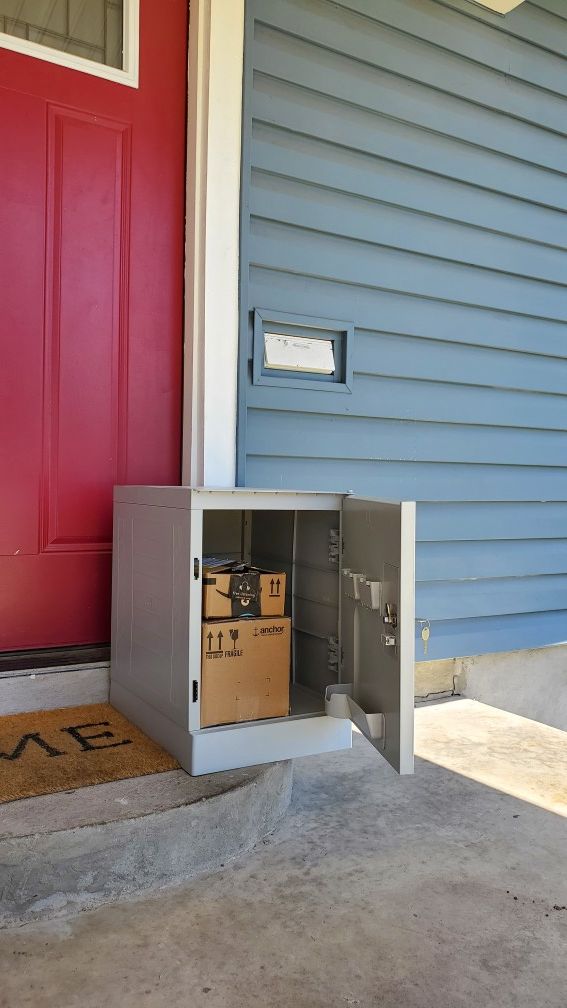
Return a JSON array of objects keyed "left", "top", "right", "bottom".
[{"left": 183, "top": 0, "right": 244, "bottom": 488}]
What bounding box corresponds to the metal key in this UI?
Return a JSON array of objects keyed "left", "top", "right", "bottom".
[{"left": 421, "top": 623, "right": 430, "bottom": 656}]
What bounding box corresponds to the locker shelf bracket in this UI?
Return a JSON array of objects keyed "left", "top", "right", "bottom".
[{"left": 325, "top": 684, "right": 385, "bottom": 741}]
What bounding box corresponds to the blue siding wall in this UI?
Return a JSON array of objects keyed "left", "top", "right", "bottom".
[{"left": 238, "top": 0, "right": 567, "bottom": 661}]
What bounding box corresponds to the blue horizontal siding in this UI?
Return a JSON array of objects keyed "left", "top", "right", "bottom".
[
  {"left": 416, "top": 540, "right": 567, "bottom": 581},
  {"left": 250, "top": 218, "right": 567, "bottom": 318},
  {"left": 245, "top": 456, "right": 567, "bottom": 503},
  {"left": 250, "top": 267, "right": 567, "bottom": 358},
  {"left": 350, "top": 333, "right": 567, "bottom": 395},
  {"left": 252, "top": 171, "right": 567, "bottom": 284},
  {"left": 252, "top": 125, "right": 567, "bottom": 248},
  {"left": 249, "top": 373, "right": 567, "bottom": 431},
  {"left": 417, "top": 503, "right": 567, "bottom": 541},
  {"left": 247, "top": 410, "right": 567, "bottom": 466},
  {"left": 239, "top": 0, "right": 567, "bottom": 661},
  {"left": 261, "top": 0, "right": 567, "bottom": 128},
  {"left": 253, "top": 24, "right": 567, "bottom": 172},
  {"left": 418, "top": 574, "right": 567, "bottom": 622},
  {"left": 251, "top": 76, "right": 567, "bottom": 211},
  {"left": 338, "top": 0, "right": 567, "bottom": 94},
  {"left": 417, "top": 610, "right": 567, "bottom": 662}
]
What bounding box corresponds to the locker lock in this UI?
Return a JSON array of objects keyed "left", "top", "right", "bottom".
[{"left": 381, "top": 633, "right": 396, "bottom": 648}]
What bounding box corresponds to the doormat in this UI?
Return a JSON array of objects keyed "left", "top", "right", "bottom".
[{"left": 0, "top": 703, "right": 179, "bottom": 804}]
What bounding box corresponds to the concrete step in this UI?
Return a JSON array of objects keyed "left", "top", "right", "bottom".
[
  {"left": 0, "top": 662, "right": 110, "bottom": 716},
  {"left": 0, "top": 761, "right": 292, "bottom": 927}
]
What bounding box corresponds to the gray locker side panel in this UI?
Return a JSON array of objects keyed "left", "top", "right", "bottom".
[{"left": 111, "top": 503, "right": 192, "bottom": 730}]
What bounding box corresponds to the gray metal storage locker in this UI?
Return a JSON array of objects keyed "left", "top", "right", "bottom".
[{"left": 110, "top": 487, "right": 415, "bottom": 776}]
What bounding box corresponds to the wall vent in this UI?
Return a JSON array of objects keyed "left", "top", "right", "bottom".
[{"left": 469, "top": 1, "right": 525, "bottom": 14}]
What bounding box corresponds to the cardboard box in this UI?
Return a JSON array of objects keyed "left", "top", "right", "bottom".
[
  {"left": 200, "top": 617, "right": 291, "bottom": 728},
  {"left": 202, "top": 563, "right": 286, "bottom": 619}
]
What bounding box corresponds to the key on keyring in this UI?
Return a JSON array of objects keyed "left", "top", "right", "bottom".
[{"left": 421, "top": 624, "right": 430, "bottom": 656}]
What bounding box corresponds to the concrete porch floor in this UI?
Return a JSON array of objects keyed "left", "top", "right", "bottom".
[{"left": 2, "top": 699, "right": 566, "bottom": 1008}]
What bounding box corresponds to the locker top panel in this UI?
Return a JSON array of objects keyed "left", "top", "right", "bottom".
[
  {"left": 114, "top": 487, "right": 413, "bottom": 511},
  {"left": 114, "top": 486, "right": 345, "bottom": 511}
]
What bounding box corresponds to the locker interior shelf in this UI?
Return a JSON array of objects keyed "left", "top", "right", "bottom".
[{"left": 290, "top": 683, "right": 325, "bottom": 717}]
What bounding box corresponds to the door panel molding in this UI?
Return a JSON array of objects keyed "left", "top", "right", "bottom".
[{"left": 41, "top": 105, "right": 131, "bottom": 554}]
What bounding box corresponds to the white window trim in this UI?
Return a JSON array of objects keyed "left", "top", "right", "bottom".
[
  {"left": 0, "top": 0, "right": 139, "bottom": 87},
  {"left": 183, "top": 0, "right": 244, "bottom": 488}
]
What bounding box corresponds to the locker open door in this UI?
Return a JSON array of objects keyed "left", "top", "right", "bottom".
[{"left": 326, "top": 496, "right": 416, "bottom": 775}]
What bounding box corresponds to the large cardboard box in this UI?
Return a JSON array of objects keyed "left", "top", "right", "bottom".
[
  {"left": 200, "top": 616, "right": 291, "bottom": 728},
  {"left": 202, "top": 563, "right": 286, "bottom": 619}
]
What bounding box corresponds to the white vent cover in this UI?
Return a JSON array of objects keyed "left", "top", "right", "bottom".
[
  {"left": 263, "top": 333, "right": 335, "bottom": 374},
  {"left": 470, "top": 0, "right": 525, "bottom": 12}
]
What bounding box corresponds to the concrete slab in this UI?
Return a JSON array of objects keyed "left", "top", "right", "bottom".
[
  {"left": 416, "top": 643, "right": 567, "bottom": 732},
  {"left": 459, "top": 645, "right": 567, "bottom": 732},
  {"left": 0, "top": 762, "right": 292, "bottom": 927},
  {"left": 1, "top": 699, "right": 566, "bottom": 1008},
  {"left": 415, "top": 699, "right": 567, "bottom": 816}
]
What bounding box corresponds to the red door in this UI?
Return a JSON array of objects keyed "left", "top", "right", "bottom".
[{"left": 0, "top": 2, "right": 187, "bottom": 650}]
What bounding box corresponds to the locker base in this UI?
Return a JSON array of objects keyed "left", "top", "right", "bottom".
[{"left": 110, "top": 682, "right": 352, "bottom": 775}]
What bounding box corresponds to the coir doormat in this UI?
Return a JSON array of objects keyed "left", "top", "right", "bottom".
[{"left": 0, "top": 703, "right": 179, "bottom": 804}]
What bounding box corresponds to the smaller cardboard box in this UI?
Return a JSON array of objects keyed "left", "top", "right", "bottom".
[
  {"left": 202, "top": 563, "right": 286, "bottom": 619},
  {"left": 200, "top": 616, "right": 291, "bottom": 728}
]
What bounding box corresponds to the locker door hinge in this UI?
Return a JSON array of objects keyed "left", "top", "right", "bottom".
[
  {"left": 327, "top": 636, "right": 339, "bottom": 676},
  {"left": 328, "top": 528, "right": 340, "bottom": 566}
]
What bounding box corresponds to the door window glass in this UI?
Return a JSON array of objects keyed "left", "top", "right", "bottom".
[{"left": 0, "top": 0, "right": 123, "bottom": 69}]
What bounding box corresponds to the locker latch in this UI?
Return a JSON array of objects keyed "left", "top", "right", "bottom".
[{"left": 383, "top": 602, "right": 397, "bottom": 628}]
